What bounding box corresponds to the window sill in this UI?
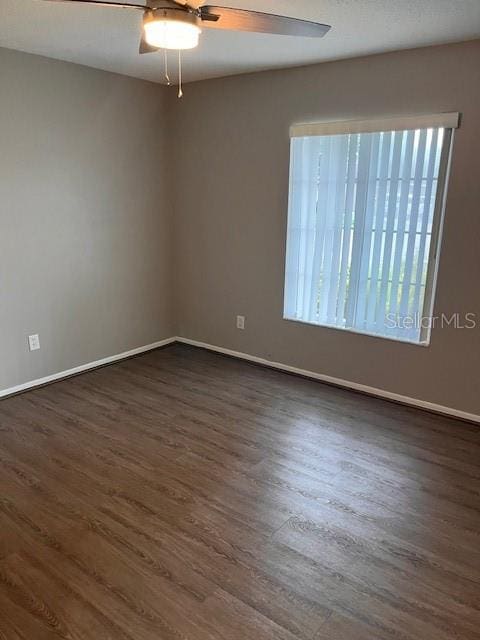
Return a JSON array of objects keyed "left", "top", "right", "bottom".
[{"left": 283, "top": 316, "right": 431, "bottom": 348}]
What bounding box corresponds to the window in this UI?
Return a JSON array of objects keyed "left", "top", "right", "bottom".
[{"left": 284, "top": 113, "right": 458, "bottom": 344}]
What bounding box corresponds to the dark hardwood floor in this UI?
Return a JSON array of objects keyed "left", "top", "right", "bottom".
[{"left": 0, "top": 343, "right": 479, "bottom": 639}]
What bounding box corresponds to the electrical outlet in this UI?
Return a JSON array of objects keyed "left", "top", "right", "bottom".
[
  {"left": 28, "top": 334, "right": 40, "bottom": 352},
  {"left": 236, "top": 315, "right": 245, "bottom": 330}
]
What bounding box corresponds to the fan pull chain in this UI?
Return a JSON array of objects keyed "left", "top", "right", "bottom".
[
  {"left": 178, "top": 50, "right": 183, "bottom": 99},
  {"left": 164, "top": 49, "right": 171, "bottom": 86}
]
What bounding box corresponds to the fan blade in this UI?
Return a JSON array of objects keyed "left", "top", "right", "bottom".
[
  {"left": 40, "top": 0, "right": 147, "bottom": 9},
  {"left": 200, "top": 6, "right": 331, "bottom": 38},
  {"left": 139, "top": 34, "right": 160, "bottom": 54},
  {"left": 171, "top": 0, "right": 204, "bottom": 8}
]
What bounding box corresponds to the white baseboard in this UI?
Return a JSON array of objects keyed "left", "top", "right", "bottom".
[
  {"left": 2, "top": 334, "right": 478, "bottom": 425},
  {"left": 0, "top": 337, "right": 176, "bottom": 399},
  {"left": 176, "top": 336, "right": 480, "bottom": 425}
]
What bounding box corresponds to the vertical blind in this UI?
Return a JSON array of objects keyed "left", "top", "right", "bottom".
[{"left": 284, "top": 115, "right": 457, "bottom": 343}]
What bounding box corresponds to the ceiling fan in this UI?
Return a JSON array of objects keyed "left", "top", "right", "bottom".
[{"left": 40, "top": 1, "right": 331, "bottom": 94}]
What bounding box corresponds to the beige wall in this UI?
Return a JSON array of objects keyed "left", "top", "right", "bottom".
[
  {"left": 0, "top": 48, "right": 172, "bottom": 391},
  {"left": 170, "top": 40, "right": 480, "bottom": 416},
  {"left": 2, "top": 41, "right": 479, "bottom": 417}
]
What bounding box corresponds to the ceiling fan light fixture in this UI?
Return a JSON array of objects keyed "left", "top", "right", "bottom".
[{"left": 144, "top": 10, "right": 201, "bottom": 50}]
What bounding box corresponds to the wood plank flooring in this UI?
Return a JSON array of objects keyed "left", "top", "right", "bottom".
[{"left": 0, "top": 343, "right": 479, "bottom": 639}]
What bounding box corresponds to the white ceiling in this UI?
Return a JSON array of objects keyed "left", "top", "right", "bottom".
[{"left": 1, "top": 0, "right": 479, "bottom": 84}]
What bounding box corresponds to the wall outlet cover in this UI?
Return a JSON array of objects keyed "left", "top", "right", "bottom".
[{"left": 28, "top": 334, "right": 41, "bottom": 351}]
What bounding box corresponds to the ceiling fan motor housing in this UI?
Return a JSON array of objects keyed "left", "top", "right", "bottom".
[{"left": 143, "top": 7, "right": 202, "bottom": 50}]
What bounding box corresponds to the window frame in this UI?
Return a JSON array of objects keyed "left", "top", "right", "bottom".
[{"left": 282, "top": 117, "right": 456, "bottom": 347}]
